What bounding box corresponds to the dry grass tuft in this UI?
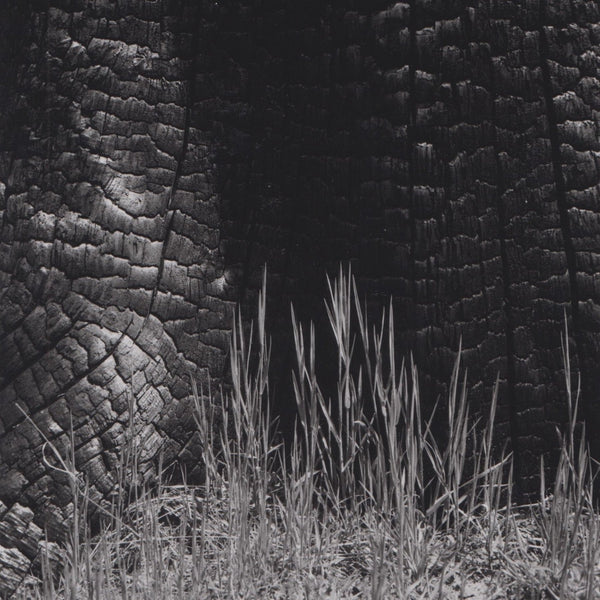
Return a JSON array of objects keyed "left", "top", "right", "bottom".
[{"left": 15, "top": 268, "right": 600, "bottom": 599}]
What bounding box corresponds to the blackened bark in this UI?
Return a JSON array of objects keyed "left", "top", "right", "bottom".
[
  {"left": 0, "top": 1, "right": 599, "bottom": 594},
  {"left": 0, "top": 2, "right": 234, "bottom": 591}
]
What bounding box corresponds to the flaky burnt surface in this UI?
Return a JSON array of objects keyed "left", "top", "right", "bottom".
[
  {"left": 0, "top": 1, "right": 234, "bottom": 592},
  {"left": 0, "top": 1, "right": 599, "bottom": 595}
]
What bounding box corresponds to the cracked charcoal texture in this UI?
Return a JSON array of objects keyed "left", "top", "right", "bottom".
[{"left": 1, "top": 1, "right": 600, "bottom": 595}]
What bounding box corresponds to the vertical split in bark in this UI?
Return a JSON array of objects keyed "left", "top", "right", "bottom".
[
  {"left": 407, "top": 0, "right": 418, "bottom": 304},
  {"left": 489, "top": 64, "right": 522, "bottom": 492},
  {"left": 148, "top": 3, "right": 202, "bottom": 319},
  {"left": 538, "top": 2, "right": 580, "bottom": 325},
  {"left": 537, "top": 0, "right": 600, "bottom": 460}
]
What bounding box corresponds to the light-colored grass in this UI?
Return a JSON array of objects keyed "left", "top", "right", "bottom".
[{"left": 14, "top": 268, "right": 600, "bottom": 599}]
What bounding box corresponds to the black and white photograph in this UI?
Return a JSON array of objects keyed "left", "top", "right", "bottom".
[{"left": 1, "top": 1, "right": 599, "bottom": 597}]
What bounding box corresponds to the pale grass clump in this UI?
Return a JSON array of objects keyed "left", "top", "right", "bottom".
[{"left": 15, "top": 268, "right": 600, "bottom": 599}]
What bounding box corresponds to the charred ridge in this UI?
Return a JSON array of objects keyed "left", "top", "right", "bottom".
[
  {"left": 407, "top": 0, "right": 418, "bottom": 303},
  {"left": 147, "top": 4, "right": 202, "bottom": 320},
  {"left": 538, "top": 5, "right": 580, "bottom": 328},
  {"left": 536, "top": 0, "right": 600, "bottom": 462},
  {"left": 537, "top": 1, "right": 590, "bottom": 456}
]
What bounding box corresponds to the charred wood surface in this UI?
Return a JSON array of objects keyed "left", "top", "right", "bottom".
[{"left": 0, "top": 1, "right": 599, "bottom": 594}]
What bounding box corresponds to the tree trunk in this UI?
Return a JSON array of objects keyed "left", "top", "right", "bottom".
[{"left": 0, "top": 1, "right": 599, "bottom": 594}]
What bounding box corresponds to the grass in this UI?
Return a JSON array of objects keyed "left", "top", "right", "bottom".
[{"left": 13, "top": 267, "right": 600, "bottom": 599}]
